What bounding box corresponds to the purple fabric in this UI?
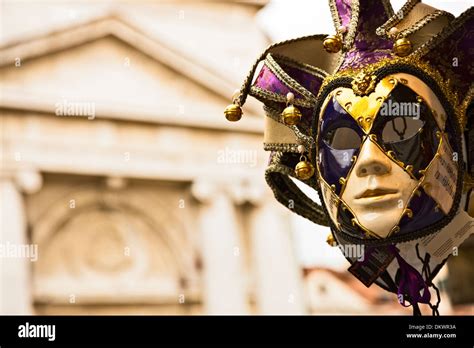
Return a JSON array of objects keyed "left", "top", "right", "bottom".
[
  {"left": 338, "top": 0, "right": 393, "bottom": 71},
  {"left": 335, "top": 0, "right": 352, "bottom": 28},
  {"left": 253, "top": 62, "right": 325, "bottom": 135},
  {"left": 340, "top": 48, "right": 392, "bottom": 70},
  {"left": 279, "top": 63, "right": 323, "bottom": 97},
  {"left": 254, "top": 64, "right": 302, "bottom": 98},
  {"left": 424, "top": 9, "right": 474, "bottom": 100},
  {"left": 388, "top": 246, "right": 431, "bottom": 307},
  {"left": 253, "top": 63, "right": 323, "bottom": 101}
]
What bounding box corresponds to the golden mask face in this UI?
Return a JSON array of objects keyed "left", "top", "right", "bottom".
[{"left": 316, "top": 73, "right": 459, "bottom": 239}]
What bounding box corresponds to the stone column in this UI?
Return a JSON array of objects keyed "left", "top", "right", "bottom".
[
  {"left": 248, "top": 184, "right": 306, "bottom": 314},
  {"left": 0, "top": 169, "right": 40, "bottom": 314},
  {"left": 191, "top": 178, "right": 248, "bottom": 314}
]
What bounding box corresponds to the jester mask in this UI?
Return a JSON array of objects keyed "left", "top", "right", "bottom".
[{"left": 226, "top": 0, "right": 474, "bottom": 315}]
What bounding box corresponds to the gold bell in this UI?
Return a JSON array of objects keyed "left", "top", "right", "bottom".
[
  {"left": 326, "top": 233, "right": 336, "bottom": 247},
  {"left": 393, "top": 37, "right": 412, "bottom": 57},
  {"left": 282, "top": 105, "right": 302, "bottom": 126},
  {"left": 295, "top": 156, "right": 315, "bottom": 180},
  {"left": 224, "top": 103, "right": 242, "bottom": 122},
  {"left": 323, "top": 25, "right": 346, "bottom": 53},
  {"left": 323, "top": 35, "right": 343, "bottom": 53}
]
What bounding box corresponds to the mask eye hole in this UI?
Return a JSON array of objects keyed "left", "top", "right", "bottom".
[
  {"left": 382, "top": 117, "right": 424, "bottom": 143},
  {"left": 323, "top": 127, "right": 362, "bottom": 150}
]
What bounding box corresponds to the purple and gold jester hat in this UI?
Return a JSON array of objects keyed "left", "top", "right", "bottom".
[{"left": 224, "top": 0, "right": 474, "bottom": 315}]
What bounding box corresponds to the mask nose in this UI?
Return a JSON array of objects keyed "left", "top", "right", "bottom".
[{"left": 355, "top": 137, "right": 392, "bottom": 177}]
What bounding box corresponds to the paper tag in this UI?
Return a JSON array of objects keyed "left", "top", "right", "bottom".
[
  {"left": 348, "top": 246, "right": 395, "bottom": 287},
  {"left": 421, "top": 136, "right": 457, "bottom": 214},
  {"left": 420, "top": 210, "right": 474, "bottom": 263}
]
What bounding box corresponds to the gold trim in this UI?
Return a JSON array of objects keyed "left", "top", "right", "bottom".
[
  {"left": 350, "top": 218, "right": 382, "bottom": 239},
  {"left": 328, "top": 0, "right": 360, "bottom": 51},
  {"left": 337, "top": 152, "right": 356, "bottom": 198},
  {"left": 250, "top": 86, "right": 315, "bottom": 108},
  {"left": 345, "top": 0, "right": 360, "bottom": 51},
  {"left": 319, "top": 176, "right": 342, "bottom": 229},
  {"left": 264, "top": 105, "right": 315, "bottom": 151},
  {"left": 419, "top": 133, "right": 458, "bottom": 214},
  {"left": 320, "top": 171, "right": 381, "bottom": 238},
  {"left": 414, "top": 6, "right": 474, "bottom": 65},
  {"left": 329, "top": 0, "right": 342, "bottom": 30},
  {"left": 376, "top": 0, "right": 421, "bottom": 37},
  {"left": 387, "top": 150, "right": 406, "bottom": 169},
  {"left": 351, "top": 73, "right": 377, "bottom": 96},
  {"left": 316, "top": 90, "right": 335, "bottom": 146},
  {"left": 366, "top": 135, "right": 417, "bottom": 179},
  {"left": 263, "top": 143, "right": 299, "bottom": 153},
  {"left": 403, "top": 208, "right": 414, "bottom": 218},
  {"left": 391, "top": 180, "right": 423, "bottom": 236},
  {"left": 460, "top": 86, "right": 474, "bottom": 130},
  {"left": 235, "top": 34, "right": 329, "bottom": 107},
  {"left": 266, "top": 54, "right": 317, "bottom": 101},
  {"left": 398, "top": 10, "right": 454, "bottom": 38},
  {"left": 271, "top": 53, "right": 328, "bottom": 80}
]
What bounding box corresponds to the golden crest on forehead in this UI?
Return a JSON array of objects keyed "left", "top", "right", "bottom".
[
  {"left": 333, "top": 76, "right": 397, "bottom": 133},
  {"left": 351, "top": 71, "right": 377, "bottom": 96}
]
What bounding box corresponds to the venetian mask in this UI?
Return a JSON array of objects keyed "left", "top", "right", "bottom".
[
  {"left": 227, "top": 0, "right": 473, "bottom": 315},
  {"left": 316, "top": 71, "right": 461, "bottom": 242}
]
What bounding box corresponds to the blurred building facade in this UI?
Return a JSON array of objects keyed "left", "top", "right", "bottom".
[{"left": 0, "top": 0, "right": 306, "bottom": 315}]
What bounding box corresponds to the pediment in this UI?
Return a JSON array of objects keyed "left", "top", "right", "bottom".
[
  {"left": 1, "top": 35, "right": 230, "bottom": 122},
  {"left": 0, "top": 16, "right": 262, "bottom": 127}
]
